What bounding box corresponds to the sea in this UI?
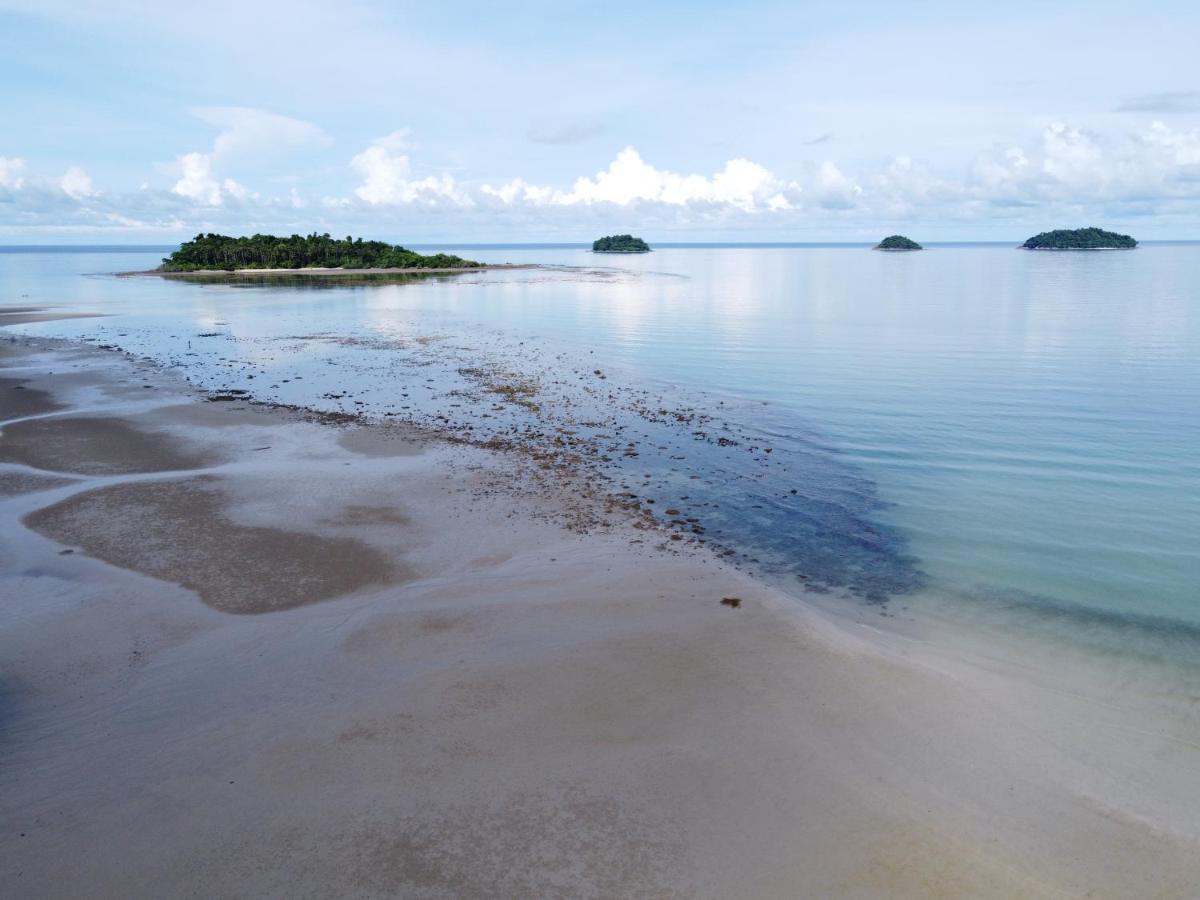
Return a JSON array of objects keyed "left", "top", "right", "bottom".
[{"left": 3, "top": 242, "right": 1198, "bottom": 669}]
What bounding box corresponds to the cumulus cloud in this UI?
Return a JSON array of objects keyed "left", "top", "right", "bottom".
[
  {"left": 170, "top": 107, "right": 329, "bottom": 206},
  {"left": 171, "top": 151, "right": 252, "bottom": 206},
  {"left": 193, "top": 106, "right": 332, "bottom": 160},
  {"left": 479, "top": 177, "right": 553, "bottom": 205},
  {"left": 8, "top": 119, "right": 1200, "bottom": 237},
  {"left": 479, "top": 123, "right": 1200, "bottom": 222},
  {"left": 484, "top": 147, "right": 793, "bottom": 211},
  {"left": 59, "top": 166, "right": 95, "bottom": 199},
  {"left": 350, "top": 131, "right": 472, "bottom": 206},
  {"left": 809, "top": 160, "right": 860, "bottom": 209},
  {"left": 0, "top": 157, "right": 26, "bottom": 191},
  {"left": 966, "top": 120, "right": 1200, "bottom": 207}
]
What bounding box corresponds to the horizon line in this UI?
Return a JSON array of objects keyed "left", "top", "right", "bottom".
[{"left": 2, "top": 239, "right": 1200, "bottom": 252}]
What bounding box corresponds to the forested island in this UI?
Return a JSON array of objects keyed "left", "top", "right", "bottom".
[
  {"left": 592, "top": 234, "right": 651, "bottom": 253},
  {"left": 158, "top": 233, "right": 482, "bottom": 271},
  {"left": 874, "top": 235, "right": 923, "bottom": 251},
  {"left": 1022, "top": 228, "right": 1137, "bottom": 250}
]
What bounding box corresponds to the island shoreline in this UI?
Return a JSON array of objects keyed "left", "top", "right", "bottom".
[{"left": 118, "top": 263, "right": 538, "bottom": 278}]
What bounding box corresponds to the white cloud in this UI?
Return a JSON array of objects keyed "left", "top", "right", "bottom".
[
  {"left": 966, "top": 120, "right": 1200, "bottom": 207},
  {"left": 170, "top": 151, "right": 253, "bottom": 206},
  {"left": 560, "top": 147, "right": 781, "bottom": 209},
  {"left": 350, "top": 132, "right": 472, "bottom": 206},
  {"left": 484, "top": 147, "right": 791, "bottom": 211},
  {"left": 8, "top": 119, "right": 1200, "bottom": 238},
  {"left": 172, "top": 152, "right": 220, "bottom": 205},
  {"left": 59, "top": 166, "right": 95, "bottom": 199},
  {"left": 192, "top": 106, "right": 332, "bottom": 161},
  {"left": 1040, "top": 123, "right": 1106, "bottom": 190},
  {"left": 810, "top": 161, "right": 861, "bottom": 210},
  {"left": 0, "top": 157, "right": 26, "bottom": 191},
  {"left": 480, "top": 177, "right": 553, "bottom": 205},
  {"left": 170, "top": 107, "right": 328, "bottom": 206}
]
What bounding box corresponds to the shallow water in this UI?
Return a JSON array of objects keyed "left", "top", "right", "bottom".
[{"left": 4, "top": 244, "right": 1198, "bottom": 650}]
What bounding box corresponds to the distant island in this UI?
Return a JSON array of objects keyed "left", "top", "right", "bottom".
[
  {"left": 592, "top": 234, "right": 651, "bottom": 253},
  {"left": 874, "top": 235, "right": 922, "bottom": 251},
  {"left": 1022, "top": 228, "right": 1137, "bottom": 250},
  {"left": 158, "top": 233, "right": 482, "bottom": 272}
]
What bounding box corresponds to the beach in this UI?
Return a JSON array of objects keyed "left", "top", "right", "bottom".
[
  {"left": 3, "top": 313, "right": 1199, "bottom": 898},
  {"left": 127, "top": 264, "right": 531, "bottom": 278}
]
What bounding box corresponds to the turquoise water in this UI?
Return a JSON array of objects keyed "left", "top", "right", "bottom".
[{"left": 4, "top": 244, "right": 1199, "bottom": 643}]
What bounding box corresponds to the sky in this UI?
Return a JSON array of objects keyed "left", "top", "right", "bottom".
[{"left": 2, "top": 0, "right": 1199, "bottom": 243}]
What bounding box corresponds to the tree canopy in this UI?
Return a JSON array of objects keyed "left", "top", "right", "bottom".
[
  {"left": 592, "top": 234, "right": 651, "bottom": 252},
  {"left": 160, "top": 233, "right": 481, "bottom": 271},
  {"left": 1022, "top": 228, "right": 1137, "bottom": 250},
  {"left": 874, "top": 235, "right": 923, "bottom": 251}
]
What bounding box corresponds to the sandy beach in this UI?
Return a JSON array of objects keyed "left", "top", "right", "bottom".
[
  {"left": 3, "top": 320, "right": 1200, "bottom": 898},
  {"left": 125, "top": 264, "right": 533, "bottom": 279}
]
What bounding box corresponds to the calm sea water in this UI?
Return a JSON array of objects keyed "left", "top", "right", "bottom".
[{"left": 4, "top": 244, "right": 1198, "bottom": 654}]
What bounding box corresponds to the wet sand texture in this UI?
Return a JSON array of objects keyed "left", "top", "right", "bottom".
[
  {"left": 0, "top": 471, "right": 75, "bottom": 497},
  {"left": 24, "top": 476, "right": 406, "bottom": 613},
  {"left": 0, "top": 376, "right": 63, "bottom": 419},
  {"left": 0, "top": 416, "right": 222, "bottom": 475},
  {"left": 0, "top": 306, "right": 105, "bottom": 327}
]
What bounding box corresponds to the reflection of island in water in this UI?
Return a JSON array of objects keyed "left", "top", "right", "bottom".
[
  {"left": 1022, "top": 227, "right": 1137, "bottom": 250},
  {"left": 592, "top": 234, "right": 651, "bottom": 253},
  {"left": 157, "top": 271, "right": 477, "bottom": 289}
]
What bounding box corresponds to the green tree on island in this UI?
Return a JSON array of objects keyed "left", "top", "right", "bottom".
[
  {"left": 592, "top": 234, "right": 651, "bottom": 252},
  {"left": 159, "top": 233, "right": 481, "bottom": 271},
  {"left": 874, "top": 235, "right": 923, "bottom": 251},
  {"left": 1022, "top": 228, "right": 1137, "bottom": 250}
]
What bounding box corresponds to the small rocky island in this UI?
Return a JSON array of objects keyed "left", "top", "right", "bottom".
[
  {"left": 874, "top": 235, "right": 923, "bottom": 251},
  {"left": 1022, "top": 228, "right": 1137, "bottom": 250},
  {"left": 158, "top": 232, "right": 481, "bottom": 271},
  {"left": 592, "top": 234, "right": 651, "bottom": 253}
]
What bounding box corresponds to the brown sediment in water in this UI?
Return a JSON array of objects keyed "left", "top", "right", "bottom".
[
  {"left": 23, "top": 475, "right": 407, "bottom": 614},
  {"left": 0, "top": 416, "right": 223, "bottom": 475},
  {"left": 338, "top": 425, "right": 428, "bottom": 457},
  {"left": 140, "top": 401, "right": 282, "bottom": 429}
]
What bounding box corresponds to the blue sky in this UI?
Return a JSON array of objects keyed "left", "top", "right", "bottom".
[{"left": 2, "top": 0, "right": 1199, "bottom": 242}]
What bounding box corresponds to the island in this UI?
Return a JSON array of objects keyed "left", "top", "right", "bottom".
[
  {"left": 874, "top": 235, "right": 923, "bottom": 251},
  {"left": 157, "top": 232, "right": 482, "bottom": 272},
  {"left": 592, "top": 234, "right": 651, "bottom": 253},
  {"left": 1022, "top": 227, "right": 1137, "bottom": 250}
]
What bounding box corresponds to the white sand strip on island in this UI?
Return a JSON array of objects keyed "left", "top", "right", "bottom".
[
  {"left": 126, "top": 264, "right": 533, "bottom": 278},
  {"left": 1, "top": 333, "right": 1199, "bottom": 898}
]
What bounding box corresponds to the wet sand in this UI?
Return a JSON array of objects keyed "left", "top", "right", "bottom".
[
  {"left": 0, "top": 376, "right": 63, "bottom": 419},
  {"left": 0, "top": 416, "right": 224, "bottom": 475},
  {"left": 0, "top": 306, "right": 105, "bottom": 327},
  {"left": 2, "top": 336, "right": 1199, "bottom": 898},
  {"left": 26, "top": 476, "right": 405, "bottom": 614}
]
